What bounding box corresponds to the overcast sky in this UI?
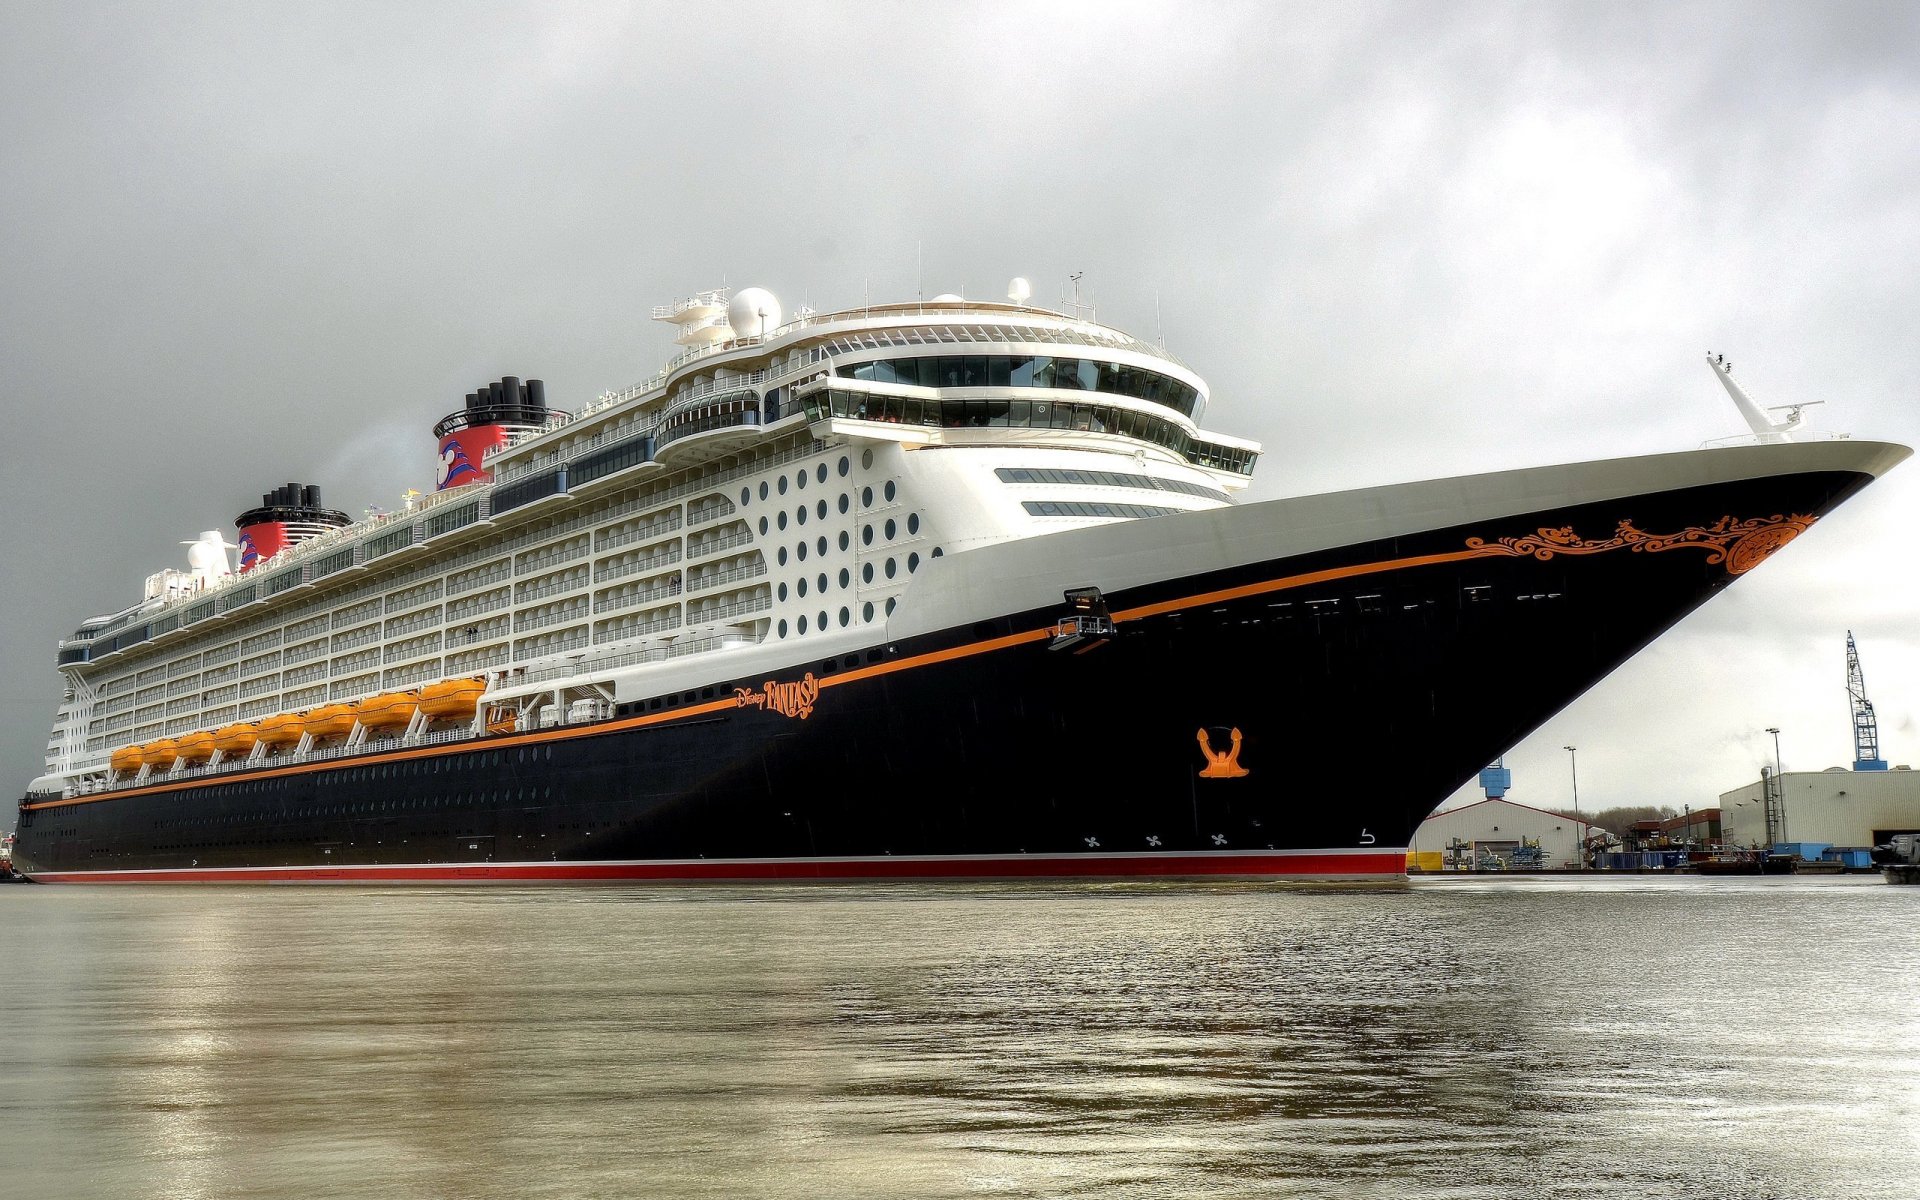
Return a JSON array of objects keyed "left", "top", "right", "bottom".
[{"left": 4, "top": 2, "right": 1917, "bottom": 821}]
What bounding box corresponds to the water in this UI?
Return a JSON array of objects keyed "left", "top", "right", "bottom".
[{"left": 1, "top": 875, "right": 1915, "bottom": 1199}]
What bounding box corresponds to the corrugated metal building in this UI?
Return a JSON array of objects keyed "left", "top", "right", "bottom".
[
  {"left": 1719, "top": 766, "right": 1920, "bottom": 849},
  {"left": 1410, "top": 798, "right": 1597, "bottom": 870}
]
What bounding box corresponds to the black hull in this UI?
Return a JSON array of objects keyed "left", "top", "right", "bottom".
[{"left": 13, "top": 462, "right": 1880, "bottom": 883}]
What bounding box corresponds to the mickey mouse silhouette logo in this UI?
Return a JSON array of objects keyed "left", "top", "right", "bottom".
[{"left": 1196, "top": 727, "right": 1249, "bottom": 779}]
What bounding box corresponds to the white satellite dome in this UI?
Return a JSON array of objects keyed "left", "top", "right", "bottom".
[
  {"left": 727, "top": 287, "right": 782, "bottom": 338},
  {"left": 1007, "top": 277, "right": 1032, "bottom": 303},
  {"left": 930, "top": 293, "right": 963, "bottom": 303}
]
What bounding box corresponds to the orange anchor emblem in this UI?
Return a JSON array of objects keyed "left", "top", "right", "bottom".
[{"left": 1196, "top": 727, "right": 1249, "bottom": 779}]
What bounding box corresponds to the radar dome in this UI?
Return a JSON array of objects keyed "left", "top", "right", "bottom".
[
  {"left": 727, "top": 288, "right": 782, "bottom": 338},
  {"left": 930, "top": 293, "right": 963, "bottom": 303},
  {"left": 1007, "top": 277, "right": 1032, "bottom": 302}
]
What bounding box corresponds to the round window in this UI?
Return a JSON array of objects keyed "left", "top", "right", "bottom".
[
  {"left": 739, "top": 487, "right": 750, "bottom": 506},
  {"left": 838, "top": 531, "right": 850, "bottom": 551},
  {"left": 778, "top": 619, "right": 788, "bottom": 637},
  {"left": 885, "top": 558, "right": 897, "bottom": 578},
  {"left": 838, "top": 455, "right": 851, "bottom": 477},
  {"left": 798, "top": 615, "right": 808, "bottom": 634},
  {"left": 861, "top": 486, "right": 873, "bottom": 507},
  {"left": 884, "top": 481, "right": 896, "bottom": 502},
  {"left": 838, "top": 568, "right": 850, "bottom": 588},
  {"left": 816, "top": 463, "right": 828, "bottom": 483},
  {"left": 862, "top": 563, "right": 874, "bottom": 583},
  {"left": 862, "top": 525, "right": 873, "bottom": 546},
  {"left": 839, "top": 607, "right": 851, "bottom": 628},
  {"left": 908, "top": 552, "right": 920, "bottom": 572},
  {"left": 778, "top": 476, "right": 788, "bottom": 495},
  {"left": 908, "top": 513, "right": 920, "bottom": 535},
  {"left": 884, "top": 519, "right": 896, "bottom": 540},
  {"left": 798, "top": 578, "right": 808, "bottom": 597},
  {"left": 862, "top": 449, "right": 874, "bottom": 470},
  {"left": 862, "top": 601, "right": 875, "bottom": 621}
]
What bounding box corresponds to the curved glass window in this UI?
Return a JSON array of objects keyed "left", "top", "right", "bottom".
[
  {"left": 806, "top": 389, "right": 1254, "bottom": 476},
  {"left": 843, "top": 354, "right": 1200, "bottom": 418}
]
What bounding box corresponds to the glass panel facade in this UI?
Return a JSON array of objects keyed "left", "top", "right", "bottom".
[
  {"left": 807, "top": 389, "right": 1256, "bottom": 476},
  {"left": 842, "top": 354, "right": 1201, "bottom": 417}
]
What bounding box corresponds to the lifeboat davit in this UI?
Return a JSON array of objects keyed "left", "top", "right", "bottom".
[
  {"left": 141, "top": 738, "right": 180, "bottom": 768},
  {"left": 302, "top": 704, "right": 356, "bottom": 739},
  {"left": 484, "top": 709, "right": 518, "bottom": 735},
  {"left": 109, "top": 745, "right": 144, "bottom": 773},
  {"left": 175, "top": 731, "right": 216, "bottom": 763},
  {"left": 211, "top": 721, "right": 261, "bottom": 754},
  {"left": 352, "top": 691, "right": 418, "bottom": 730},
  {"left": 255, "top": 712, "right": 303, "bottom": 747},
  {"left": 418, "top": 678, "right": 486, "bottom": 719}
]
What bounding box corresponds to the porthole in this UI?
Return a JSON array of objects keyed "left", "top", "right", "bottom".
[
  {"left": 884, "top": 480, "right": 897, "bottom": 502},
  {"left": 798, "top": 615, "right": 809, "bottom": 634},
  {"left": 778, "top": 618, "right": 789, "bottom": 637},
  {"left": 759, "top": 482, "right": 770, "bottom": 500},
  {"left": 862, "top": 525, "right": 874, "bottom": 546},
  {"left": 908, "top": 552, "right": 920, "bottom": 572},
  {"left": 816, "top": 499, "right": 827, "bottom": 519},
  {"left": 838, "top": 455, "right": 851, "bottom": 477},
  {"left": 885, "top": 558, "right": 897, "bottom": 578},
  {"left": 798, "top": 578, "right": 808, "bottom": 598},
  {"left": 884, "top": 518, "right": 896, "bottom": 540},
  {"left": 758, "top": 516, "right": 769, "bottom": 535},
  {"left": 838, "top": 531, "right": 850, "bottom": 551},
  {"left": 778, "top": 547, "right": 788, "bottom": 566},
  {"left": 862, "top": 601, "right": 875, "bottom": 621},
  {"left": 862, "top": 448, "right": 874, "bottom": 470},
  {"left": 778, "top": 476, "right": 788, "bottom": 495},
  {"left": 797, "top": 542, "right": 809, "bottom": 561},
  {"left": 817, "top": 573, "right": 828, "bottom": 593},
  {"left": 932, "top": 547, "right": 944, "bottom": 558},
  {"left": 861, "top": 486, "right": 873, "bottom": 507},
  {"left": 885, "top": 597, "right": 897, "bottom": 615},
  {"left": 778, "top": 582, "right": 788, "bottom": 601},
  {"left": 740, "top": 487, "right": 750, "bottom": 506},
  {"left": 777, "top": 511, "right": 788, "bottom": 531},
  {"left": 818, "top": 610, "right": 828, "bottom": 631},
  {"left": 796, "top": 470, "right": 807, "bottom": 491},
  {"left": 908, "top": 513, "right": 920, "bottom": 535},
  {"left": 838, "top": 494, "right": 850, "bottom": 515},
  {"left": 838, "top": 568, "right": 850, "bottom": 589},
  {"left": 817, "top": 536, "right": 827, "bottom": 556},
  {"left": 816, "top": 463, "right": 828, "bottom": 483},
  {"left": 797, "top": 506, "right": 807, "bottom": 526},
  {"left": 839, "top": 607, "right": 851, "bottom": 627},
  {"left": 862, "top": 562, "right": 874, "bottom": 583}
]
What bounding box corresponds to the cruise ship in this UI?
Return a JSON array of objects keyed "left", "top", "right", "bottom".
[{"left": 10, "top": 286, "right": 1907, "bottom": 882}]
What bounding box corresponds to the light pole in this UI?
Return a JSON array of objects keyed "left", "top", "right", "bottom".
[
  {"left": 1765, "top": 726, "right": 1787, "bottom": 844},
  {"left": 1564, "top": 745, "right": 1582, "bottom": 870}
]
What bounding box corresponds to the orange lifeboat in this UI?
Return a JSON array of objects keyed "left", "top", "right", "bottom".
[
  {"left": 175, "top": 731, "right": 216, "bottom": 764},
  {"left": 211, "top": 721, "right": 261, "bottom": 754},
  {"left": 109, "top": 745, "right": 144, "bottom": 774},
  {"left": 141, "top": 738, "right": 180, "bottom": 768},
  {"left": 302, "top": 703, "right": 356, "bottom": 739},
  {"left": 255, "top": 712, "right": 303, "bottom": 747},
  {"left": 418, "top": 678, "right": 486, "bottom": 720},
  {"left": 352, "top": 691, "right": 418, "bottom": 730},
  {"left": 484, "top": 707, "right": 518, "bottom": 735}
]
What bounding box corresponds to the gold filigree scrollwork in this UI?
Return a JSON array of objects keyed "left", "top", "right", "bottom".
[{"left": 1464, "top": 513, "right": 1814, "bottom": 575}]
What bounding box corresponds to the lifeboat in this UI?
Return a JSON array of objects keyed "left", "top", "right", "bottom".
[
  {"left": 302, "top": 704, "right": 356, "bottom": 739},
  {"left": 255, "top": 712, "right": 303, "bottom": 747},
  {"left": 109, "top": 745, "right": 144, "bottom": 774},
  {"left": 175, "top": 731, "right": 216, "bottom": 763},
  {"left": 484, "top": 708, "right": 518, "bottom": 735},
  {"left": 352, "top": 691, "right": 418, "bottom": 730},
  {"left": 141, "top": 738, "right": 180, "bottom": 768},
  {"left": 211, "top": 721, "right": 261, "bottom": 754},
  {"left": 418, "top": 678, "right": 486, "bottom": 719}
]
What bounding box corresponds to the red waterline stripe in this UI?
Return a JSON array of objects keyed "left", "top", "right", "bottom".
[{"left": 25, "top": 851, "right": 1409, "bottom": 885}]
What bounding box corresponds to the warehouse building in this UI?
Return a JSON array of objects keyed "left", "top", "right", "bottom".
[
  {"left": 1409, "top": 798, "right": 1598, "bottom": 870},
  {"left": 1719, "top": 766, "right": 1920, "bottom": 849}
]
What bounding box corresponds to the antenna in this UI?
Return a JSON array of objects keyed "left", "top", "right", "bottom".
[
  {"left": 1154, "top": 288, "right": 1163, "bottom": 349},
  {"left": 1706, "top": 352, "right": 1816, "bottom": 442},
  {"left": 1847, "top": 631, "right": 1888, "bottom": 770},
  {"left": 916, "top": 242, "right": 923, "bottom": 304}
]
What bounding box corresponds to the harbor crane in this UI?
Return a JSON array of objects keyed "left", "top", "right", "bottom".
[{"left": 1847, "top": 630, "right": 1888, "bottom": 771}]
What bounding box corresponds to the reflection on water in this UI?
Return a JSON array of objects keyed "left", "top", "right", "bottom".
[{"left": 1, "top": 877, "right": 1916, "bottom": 1199}]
